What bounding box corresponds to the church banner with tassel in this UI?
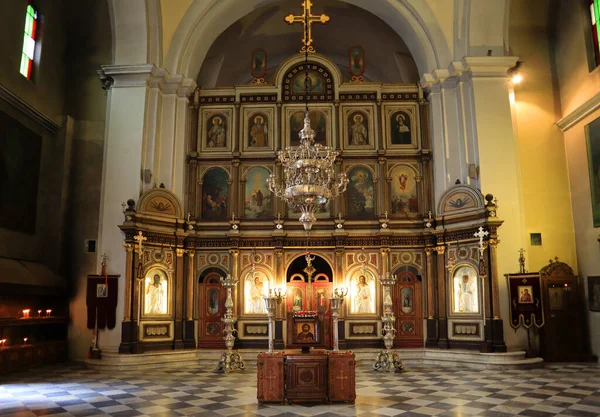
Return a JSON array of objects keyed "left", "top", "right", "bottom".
[
  {"left": 87, "top": 274, "right": 119, "bottom": 330},
  {"left": 506, "top": 273, "right": 544, "bottom": 329}
]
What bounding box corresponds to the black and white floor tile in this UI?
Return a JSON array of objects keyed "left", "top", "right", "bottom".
[{"left": 1, "top": 362, "right": 599, "bottom": 417}]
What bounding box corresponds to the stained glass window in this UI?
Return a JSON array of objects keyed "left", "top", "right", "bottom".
[
  {"left": 19, "top": 3, "right": 37, "bottom": 79},
  {"left": 591, "top": 0, "right": 600, "bottom": 67}
]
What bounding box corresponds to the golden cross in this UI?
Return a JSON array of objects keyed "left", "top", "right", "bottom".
[
  {"left": 265, "top": 369, "right": 277, "bottom": 390},
  {"left": 284, "top": 0, "right": 330, "bottom": 53},
  {"left": 336, "top": 369, "right": 348, "bottom": 390},
  {"left": 133, "top": 231, "right": 147, "bottom": 255}
]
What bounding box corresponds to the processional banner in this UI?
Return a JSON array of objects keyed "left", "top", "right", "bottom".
[{"left": 506, "top": 273, "right": 544, "bottom": 329}]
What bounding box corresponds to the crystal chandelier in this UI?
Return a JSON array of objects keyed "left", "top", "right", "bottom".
[{"left": 267, "top": 2, "right": 348, "bottom": 231}]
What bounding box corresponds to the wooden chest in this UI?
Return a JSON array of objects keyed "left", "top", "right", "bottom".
[
  {"left": 257, "top": 353, "right": 285, "bottom": 403},
  {"left": 285, "top": 350, "right": 328, "bottom": 403},
  {"left": 328, "top": 352, "right": 356, "bottom": 403}
]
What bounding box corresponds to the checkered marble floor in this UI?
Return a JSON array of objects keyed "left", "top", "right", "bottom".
[{"left": 1, "top": 362, "right": 599, "bottom": 417}]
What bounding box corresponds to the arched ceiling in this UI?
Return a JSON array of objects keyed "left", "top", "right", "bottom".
[{"left": 197, "top": 0, "right": 419, "bottom": 88}]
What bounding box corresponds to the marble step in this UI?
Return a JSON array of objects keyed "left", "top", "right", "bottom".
[{"left": 85, "top": 348, "right": 543, "bottom": 371}]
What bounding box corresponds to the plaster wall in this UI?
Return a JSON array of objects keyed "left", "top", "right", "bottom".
[
  {"left": 555, "top": 0, "right": 600, "bottom": 358},
  {"left": 508, "top": 0, "right": 576, "bottom": 272}
]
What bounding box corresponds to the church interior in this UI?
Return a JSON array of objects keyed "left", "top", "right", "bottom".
[{"left": 1, "top": 0, "right": 600, "bottom": 415}]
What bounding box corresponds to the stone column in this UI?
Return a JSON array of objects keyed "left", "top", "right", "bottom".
[
  {"left": 96, "top": 64, "right": 154, "bottom": 354},
  {"left": 183, "top": 250, "right": 196, "bottom": 348},
  {"left": 435, "top": 245, "right": 449, "bottom": 349}
]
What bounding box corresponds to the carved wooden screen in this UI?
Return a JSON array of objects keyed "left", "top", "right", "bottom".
[
  {"left": 198, "top": 270, "right": 227, "bottom": 348},
  {"left": 392, "top": 267, "right": 423, "bottom": 348}
]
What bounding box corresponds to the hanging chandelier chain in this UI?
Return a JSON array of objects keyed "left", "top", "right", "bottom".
[{"left": 268, "top": 0, "right": 348, "bottom": 231}]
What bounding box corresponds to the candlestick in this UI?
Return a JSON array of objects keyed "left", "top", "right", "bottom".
[{"left": 46, "top": 309, "right": 52, "bottom": 317}]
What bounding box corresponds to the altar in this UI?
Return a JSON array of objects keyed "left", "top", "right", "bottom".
[{"left": 257, "top": 350, "right": 356, "bottom": 404}]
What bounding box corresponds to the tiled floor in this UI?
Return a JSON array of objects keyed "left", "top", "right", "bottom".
[{"left": 0, "top": 362, "right": 599, "bottom": 417}]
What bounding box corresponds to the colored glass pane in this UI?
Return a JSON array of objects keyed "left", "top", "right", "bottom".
[
  {"left": 591, "top": 0, "right": 600, "bottom": 67},
  {"left": 20, "top": 3, "right": 37, "bottom": 79}
]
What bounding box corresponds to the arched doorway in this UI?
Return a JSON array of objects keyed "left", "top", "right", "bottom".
[
  {"left": 198, "top": 267, "right": 227, "bottom": 348},
  {"left": 285, "top": 254, "right": 333, "bottom": 348},
  {"left": 392, "top": 265, "right": 423, "bottom": 348}
]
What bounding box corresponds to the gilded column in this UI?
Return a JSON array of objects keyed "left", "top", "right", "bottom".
[
  {"left": 132, "top": 249, "right": 143, "bottom": 323},
  {"left": 489, "top": 239, "right": 501, "bottom": 319},
  {"left": 274, "top": 249, "right": 284, "bottom": 319},
  {"left": 186, "top": 250, "right": 195, "bottom": 320},
  {"left": 230, "top": 249, "right": 240, "bottom": 315},
  {"left": 175, "top": 249, "right": 185, "bottom": 320},
  {"left": 435, "top": 244, "right": 449, "bottom": 349},
  {"left": 425, "top": 247, "right": 435, "bottom": 319},
  {"left": 380, "top": 248, "right": 390, "bottom": 277},
  {"left": 123, "top": 243, "right": 134, "bottom": 321}
]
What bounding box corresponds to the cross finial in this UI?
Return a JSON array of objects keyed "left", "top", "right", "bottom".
[
  {"left": 133, "top": 231, "right": 147, "bottom": 255},
  {"left": 474, "top": 226, "right": 489, "bottom": 255},
  {"left": 284, "top": 0, "right": 330, "bottom": 53}
]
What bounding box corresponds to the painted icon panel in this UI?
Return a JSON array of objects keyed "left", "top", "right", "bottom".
[
  {"left": 390, "top": 165, "right": 418, "bottom": 217},
  {"left": 244, "top": 167, "right": 272, "bottom": 219},
  {"left": 144, "top": 268, "right": 169, "bottom": 316},
  {"left": 201, "top": 168, "right": 229, "bottom": 220},
  {"left": 347, "top": 166, "right": 375, "bottom": 219}
]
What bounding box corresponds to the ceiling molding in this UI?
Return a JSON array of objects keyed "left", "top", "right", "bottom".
[{"left": 0, "top": 84, "right": 60, "bottom": 134}]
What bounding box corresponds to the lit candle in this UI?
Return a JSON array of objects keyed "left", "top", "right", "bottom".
[
  {"left": 23, "top": 338, "right": 28, "bottom": 344},
  {"left": 46, "top": 309, "right": 52, "bottom": 317},
  {"left": 38, "top": 310, "right": 42, "bottom": 317},
  {"left": 22, "top": 309, "right": 30, "bottom": 318}
]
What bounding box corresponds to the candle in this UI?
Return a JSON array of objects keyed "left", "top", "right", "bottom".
[
  {"left": 38, "top": 310, "right": 42, "bottom": 317},
  {"left": 22, "top": 309, "right": 30, "bottom": 318},
  {"left": 23, "top": 338, "right": 28, "bottom": 344},
  {"left": 46, "top": 309, "right": 52, "bottom": 317}
]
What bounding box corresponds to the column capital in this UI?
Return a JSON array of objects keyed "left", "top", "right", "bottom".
[
  {"left": 123, "top": 243, "right": 134, "bottom": 252},
  {"left": 97, "top": 64, "right": 155, "bottom": 89},
  {"left": 424, "top": 247, "right": 434, "bottom": 256},
  {"left": 459, "top": 56, "right": 519, "bottom": 78},
  {"left": 229, "top": 249, "right": 240, "bottom": 256},
  {"left": 185, "top": 250, "right": 195, "bottom": 257},
  {"left": 488, "top": 238, "right": 499, "bottom": 248},
  {"left": 379, "top": 248, "right": 390, "bottom": 255},
  {"left": 435, "top": 245, "right": 446, "bottom": 254},
  {"left": 176, "top": 248, "right": 185, "bottom": 257}
]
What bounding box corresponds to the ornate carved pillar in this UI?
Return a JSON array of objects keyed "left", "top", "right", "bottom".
[
  {"left": 174, "top": 248, "right": 186, "bottom": 349},
  {"left": 188, "top": 158, "right": 198, "bottom": 218},
  {"left": 435, "top": 244, "right": 449, "bottom": 349},
  {"left": 274, "top": 249, "right": 284, "bottom": 349},
  {"left": 119, "top": 243, "right": 136, "bottom": 353},
  {"left": 424, "top": 246, "right": 438, "bottom": 348},
  {"left": 334, "top": 248, "right": 347, "bottom": 349},
  {"left": 380, "top": 248, "right": 390, "bottom": 278},
  {"left": 378, "top": 157, "right": 387, "bottom": 216},
  {"left": 488, "top": 238, "right": 506, "bottom": 352},
  {"left": 183, "top": 250, "right": 196, "bottom": 348}
]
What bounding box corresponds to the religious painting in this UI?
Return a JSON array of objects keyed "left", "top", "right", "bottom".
[
  {"left": 292, "top": 318, "right": 319, "bottom": 344},
  {"left": 401, "top": 287, "right": 413, "bottom": 313},
  {"left": 244, "top": 270, "right": 270, "bottom": 315},
  {"left": 312, "top": 280, "right": 331, "bottom": 314},
  {"left": 96, "top": 283, "right": 108, "bottom": 298},
  {"left": 244, "top": 167, "right": 273, "bottom": 219},
  {"left": 290, "top": 287, "right": 304, "bottom": 312},
  {"left": 451, "top": 265, "right": 479, "bottom": 314},
  {"left": 438, "top": 186, "right": 483, "bottom": 216},
  {"left": 207, "top": 288, "right": 220, "bottom": 315},
  {"left": 206, "top": 322, "right": 220, "bottom": 336},
  {"left": 340, "top": 104, "right": 376, "bottom": 152},
  {"left": 199, "top": 107, "right": 233, "bottom": 154},
  {"left": 349, "top": 269, "right": 376, "bottom": 315},
  {"left": 240, "top": 106, "right": 275, "bottom": 153},
  {"left": 290, "top": 70, "right": 326, "bottom": 94},
  {"left": 250, "top": 48, "right": 267, "bottom": 79},
  {"left": 548, "top": 287, "right": 567, "bottom": 311},
  {"left": 346, "top": 166, "right": 375, "bottom": 219},
  {"left": 0, "top": 110, "right": 42, "bottom": 234},
  {"left": 349, "top": 45, "right": 366, "bottom": 78},
  {"left": 288, "top": 109, "right": 329, "bottom": 146},
  {"left": 201, "top": 168, "right": 229, "bottom": 220},
  {"left": 248, "top": 113, "right": 269, "bottom": 147},
  {"left": 585, "top": 116, "right": 600, "bottom": 227},
  {"left": 383, "top": 105, "right": 418, "bottom": 149},
  {"left": 588, "top": 276, "right": 600, "bottom": 312},
  {"left": 518, "top": 285, "right": 533, "bottom": 304},
  {"left": 144, "top": 268, "right": 169, "bottom": 316},
  {"left": 389, "top": 164, "right": 418, "bottom": 217}
]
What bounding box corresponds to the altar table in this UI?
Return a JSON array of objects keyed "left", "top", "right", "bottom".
[{"left": 257, "top": 350, "right": 355, "bottom": 404}]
